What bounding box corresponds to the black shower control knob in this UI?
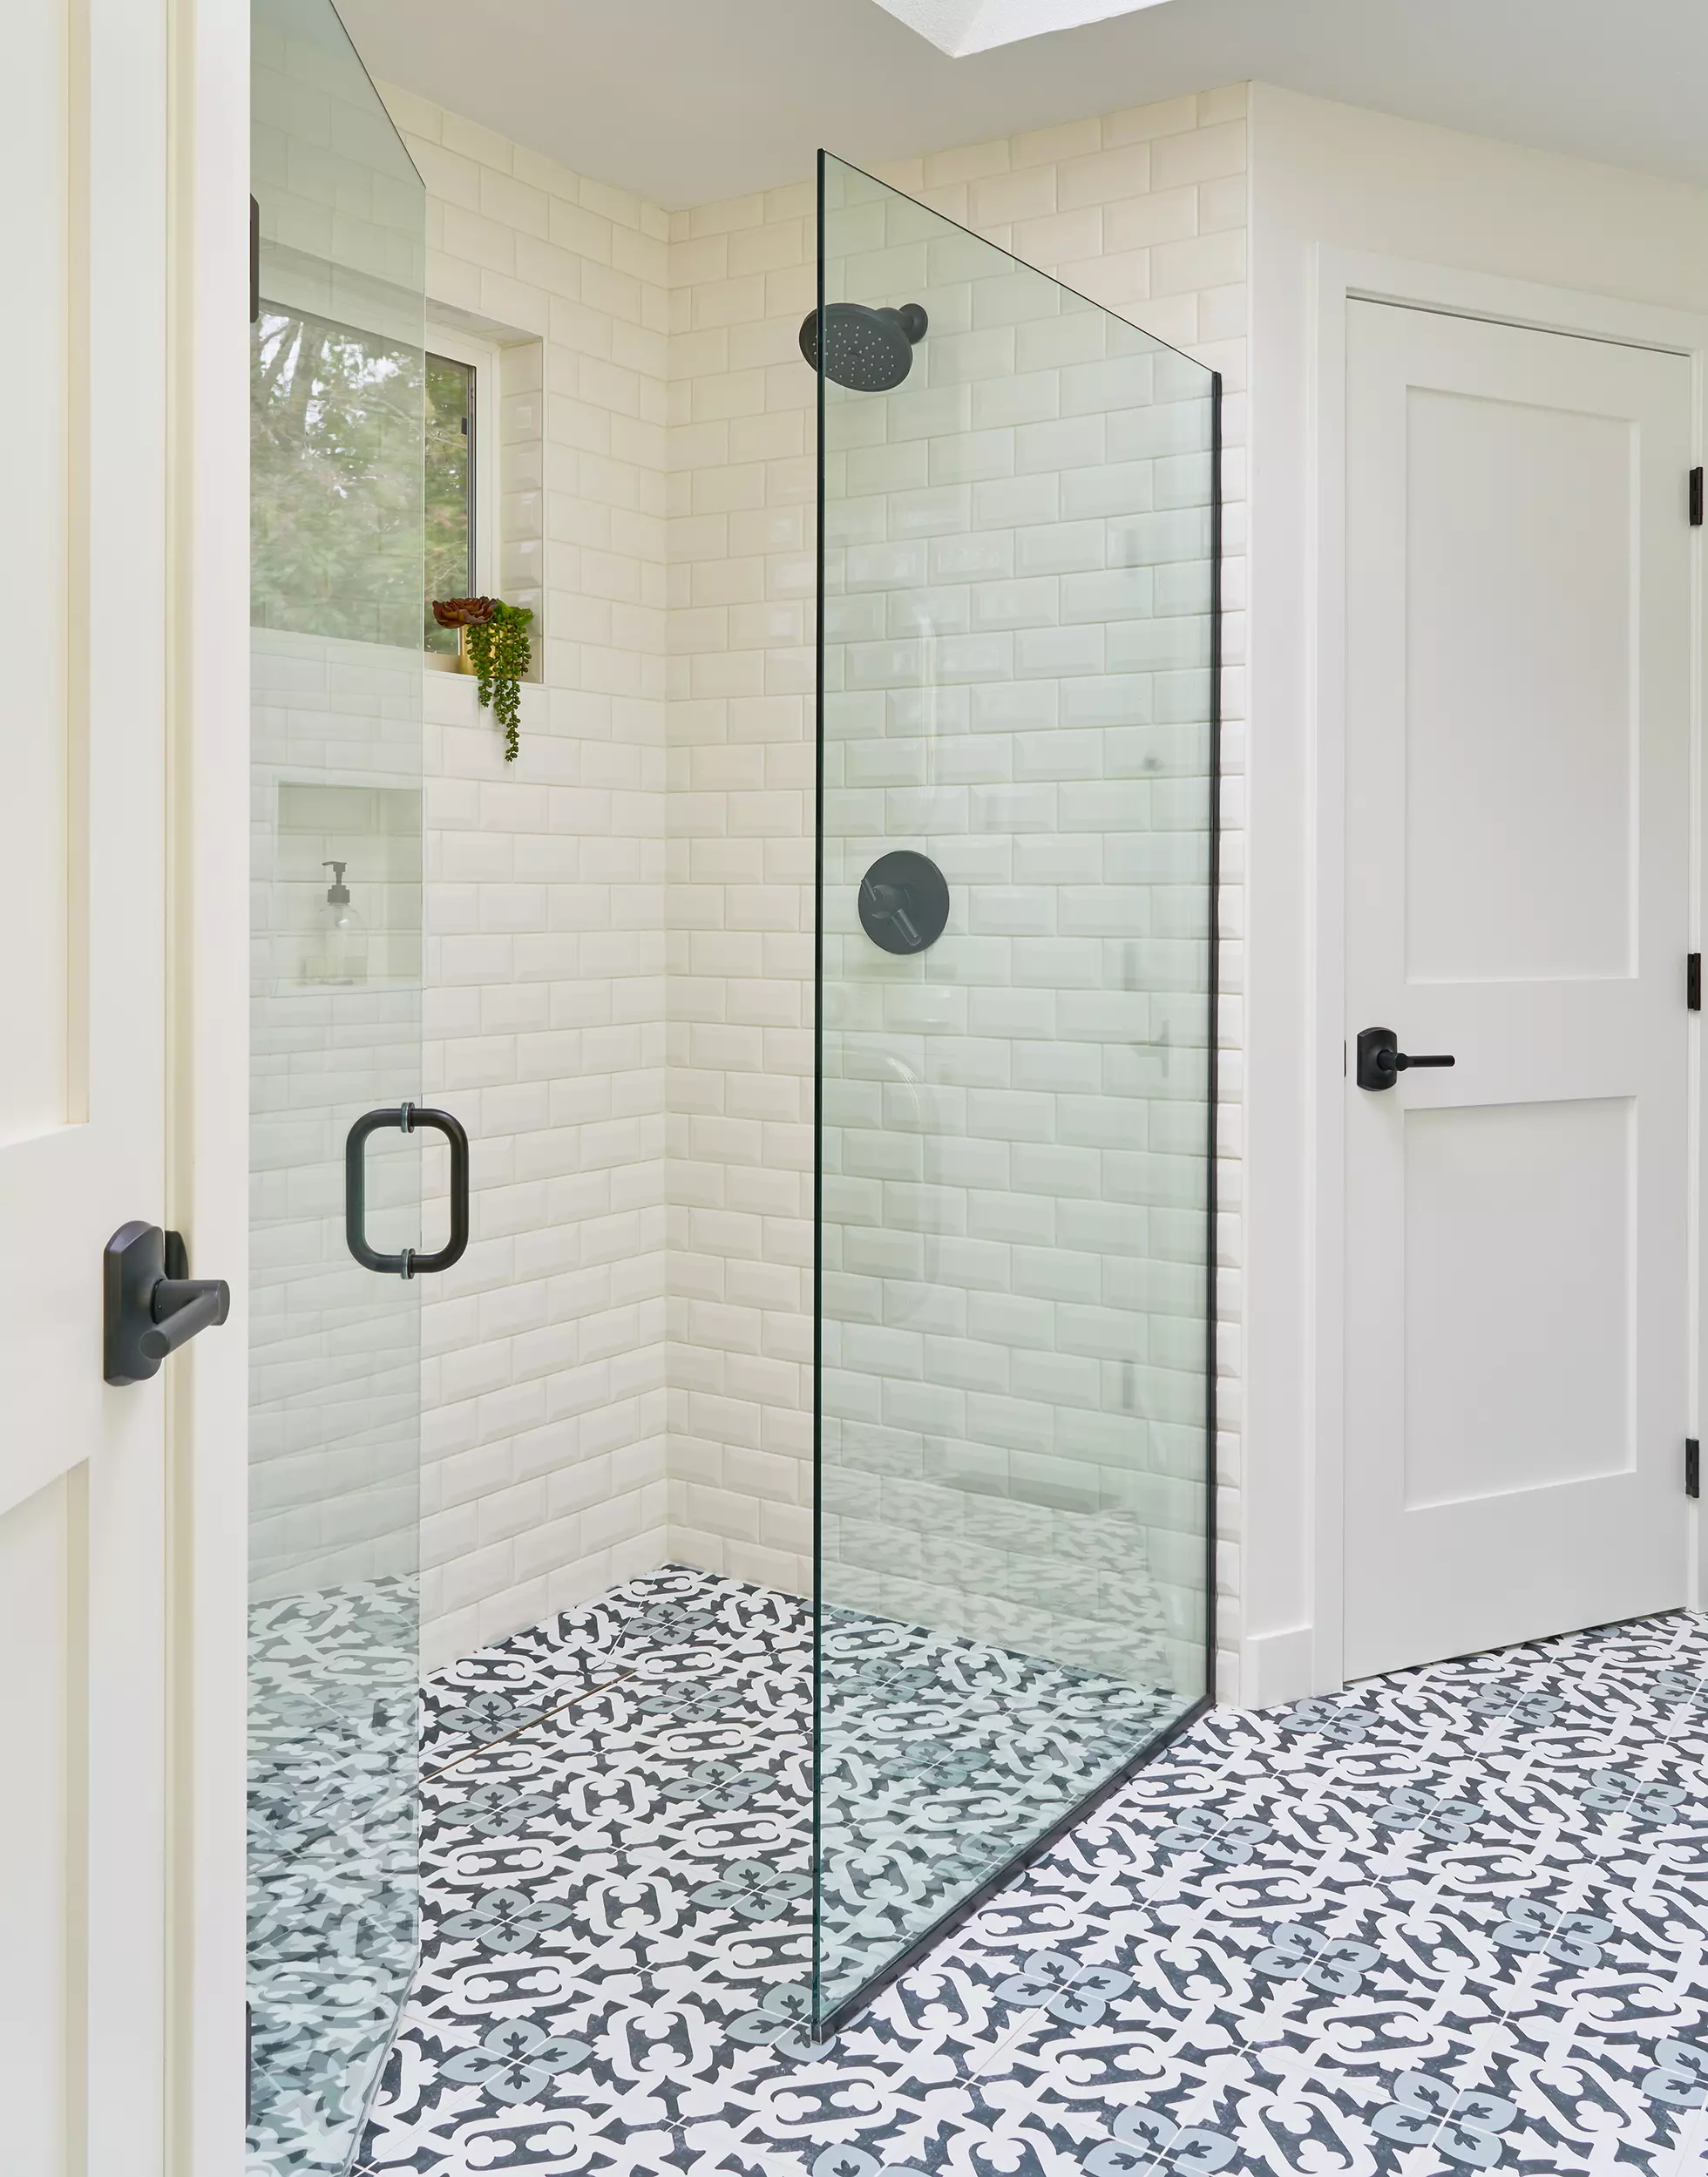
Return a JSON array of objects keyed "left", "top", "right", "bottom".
[{"left": 858, "top": 851, "right": 950, "bottom": 955}]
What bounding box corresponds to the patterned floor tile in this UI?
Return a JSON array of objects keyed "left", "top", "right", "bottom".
[{"left": 242, "top": 1582, "right": 1708, "bottom": 2177}]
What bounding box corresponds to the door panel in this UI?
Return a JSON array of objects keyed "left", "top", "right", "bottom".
[
  {"left": 1402, "top": 385, "right": 1636, "bottom": 984},
  {"left": 0, "top": 1477, "right": 77, "bottom": 2177},
  {"left": 4, "top": 0, "right": 71, "bottom": 1155},
  {"left": 1401, "top": 1097, "right": 1632, "bottom": 1508},
  {"left": 0, "top": 0, "right": 175, "bottom": 2167},
  {"left": 1344, "top": 301, "right": 1691, "bottom": 1680}
]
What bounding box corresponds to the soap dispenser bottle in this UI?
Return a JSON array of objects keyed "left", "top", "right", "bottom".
[{"left": 308, "top": 859, "right": 369, "bottom": 986}]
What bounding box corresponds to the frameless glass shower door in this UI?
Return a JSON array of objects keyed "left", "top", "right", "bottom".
[
  {"left": 813, "top": 153, "right": 1220, "bottom": 2031},
  {"left": 247, "top": 3, "right": 428, "bottom": 2167}
]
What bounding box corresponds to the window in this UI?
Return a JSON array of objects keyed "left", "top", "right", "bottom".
[
  {"left": 251, "top": 302, "right": 424, "bottom": 648},
  {"left": 424, "top": 352, "right": 474, "bottom": 655},
  {"left": 423, "top": 322, "right": 499, "bottom": 663},
  {"left": 250, "top": 301, "right": 507, "bottom": 658}
]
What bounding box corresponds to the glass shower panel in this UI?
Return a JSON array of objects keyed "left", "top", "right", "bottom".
[
  {"left": 814, "top": 153, "right": 1219, "bottom": 2030},
  {"left": 248, "top": 3, "right": 427, "bottom": 2168}
]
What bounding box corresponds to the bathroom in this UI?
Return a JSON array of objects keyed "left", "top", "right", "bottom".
[
  {"left": 245, "top": 2, "right": 1225, "bottom": 2161},
  {"left": 7, "top": 0, "right": 1708, "bottom": 2173},
  {"left": 234, "top": 0, "right": 1708, "bottom": 2165}
]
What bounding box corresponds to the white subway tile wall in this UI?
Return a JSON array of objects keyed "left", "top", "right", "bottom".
[
  {"left": 381, "top": 85, "right": 1246, "bottom": 1693},
  {"left": 815, "top": 156, "right": 1219, "bottom": 1701},
  {"left": 389, "top": 86, "right": 674, "bottom": 1670},
  {"left": 250, "top": 634, "right": 426, "bottom": 1603},
  {"left": 498, "top": 335, "right": 546, "bottom": 634},
  {"left": 251, "top": 24, "right": 432, "bottom": 1607},
  {"left": 666, "top": 95, "right": 1245, "bottom": 1698}
]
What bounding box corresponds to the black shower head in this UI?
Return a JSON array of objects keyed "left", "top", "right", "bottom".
[{"left": 799, "top": 302, "right": 929, "bottom": 391}]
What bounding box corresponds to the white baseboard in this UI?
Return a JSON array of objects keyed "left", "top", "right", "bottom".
[{"left": 1241, "top": 1624, "right": 1317, "bottom": 1709}]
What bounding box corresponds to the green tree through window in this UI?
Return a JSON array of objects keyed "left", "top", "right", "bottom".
[{"left": 250, "top": 304, "right": 424, "bottom": 649}]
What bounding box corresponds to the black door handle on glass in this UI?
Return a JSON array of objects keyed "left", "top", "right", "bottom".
[
  {"left": 1356, "top": 1026, "right": 1456, "bottom": 1092},
  {"left": 105, "top": 1223, "right": 231, "bottom": 1386},
  {"left": 346, "top": 1103, "right": 470, "bottom": 1278}
]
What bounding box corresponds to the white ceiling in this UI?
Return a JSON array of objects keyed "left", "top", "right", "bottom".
[{"left": 335, "top": 0, "right": 1708, "bottom": 213}]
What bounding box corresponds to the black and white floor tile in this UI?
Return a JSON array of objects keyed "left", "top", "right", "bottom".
[
  {"left": 350, "top": 1567, "right": 1189, "bottom": 2173},
  {"left": 248, "top": 1578, "right": 425, "bottom": 2177},
  {"left": 253, "top": 1570, "right": 1708, "bottom": 2177}
]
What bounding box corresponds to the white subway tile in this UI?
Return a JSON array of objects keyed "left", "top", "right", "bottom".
[{"left": 393, "top": 84, "right": 1244, "bottom": 1673}]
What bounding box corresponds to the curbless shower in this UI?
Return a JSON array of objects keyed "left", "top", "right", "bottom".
[
  {"left": 798, "top": 298, "right": 928, "bottom": 389},
  {"left": 246, "top": 44, "right": 1217, "bottom": 2151}
]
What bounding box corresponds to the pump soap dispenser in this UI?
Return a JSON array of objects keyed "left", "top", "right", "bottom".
[{"left": 307, "top": 860, "right": 369, "bottom": 986}]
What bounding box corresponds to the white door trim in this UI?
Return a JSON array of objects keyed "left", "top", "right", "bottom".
[
  {"left": 164, "top": 0, "right": 250, "bottom": 2164},
  {"left": 1306, "top": 247, "right": 1708, "bottom": 1695}
]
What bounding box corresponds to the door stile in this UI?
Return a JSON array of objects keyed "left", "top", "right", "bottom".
[
  {"left": 163, "top": 0, "right": 252, "bottom": 2166},
  {"left": 83, "top": 0, "right": 171, "bottom": 2160}
]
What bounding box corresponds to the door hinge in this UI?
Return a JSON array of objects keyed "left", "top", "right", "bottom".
[
  {"left": 1688, "top": 1439, "right": 1700, "bottom": 1499},
  {"left": 249, "top": 194, "right": 260, "bottom": 324},
  {"left": 1692, "top": 466, "right": 1705, "bottom": 526},
  {"left": 1690, "top": 953, "right": 1701, "bottom": 1011}
]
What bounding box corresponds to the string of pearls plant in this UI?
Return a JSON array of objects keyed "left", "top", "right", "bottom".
[{"left": 431, "top": 595, "right": 535, "bottom": 763}]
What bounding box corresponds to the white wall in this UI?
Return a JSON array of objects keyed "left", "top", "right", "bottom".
[{"left": 1243, "top": 85, "right": 1708, "bottom": 1705}]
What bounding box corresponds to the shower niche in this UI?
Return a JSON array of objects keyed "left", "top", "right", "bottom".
[{"left": 270, "top": 780, "right": 423, "bottom": 994}]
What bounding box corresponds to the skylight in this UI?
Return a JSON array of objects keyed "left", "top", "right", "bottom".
[{"left": 871, "top": 0, "right": 1177, "bottom": 59}]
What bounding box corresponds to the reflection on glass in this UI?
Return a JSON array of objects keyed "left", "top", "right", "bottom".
[
  {"left": 424, "top": 350, "right": 473, "bottom": 653},
  {"left": 813, "top": 152, "right": 1219, "bottom": 2031},
  {"left": 249, "top": 1, "right": 427, "bottom": 2168},
  {"left": 252, "top": 304, "right": 425, "bottom": 649}
]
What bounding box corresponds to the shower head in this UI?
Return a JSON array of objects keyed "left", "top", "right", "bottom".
[{"left": 799, "top": 302, "right": 929, "bottom": 391}]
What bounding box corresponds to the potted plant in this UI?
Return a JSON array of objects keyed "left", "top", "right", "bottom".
[{"left": 430, "top": 595, "right": 535, "bottom": 763}]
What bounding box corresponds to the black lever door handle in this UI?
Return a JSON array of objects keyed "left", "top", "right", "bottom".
[
  {"left": 105, "top": 1223, "right": 231, "bottom": 1386},
  {"left": 1357, "top": 1026, "right": 1456, "bottom": 1092},
  {"left": 141, "top": 1279, "right": 229, "bottom": 1360},
  {"left": 346, "top": 1102, "right": 470, "bottom": 1278}
]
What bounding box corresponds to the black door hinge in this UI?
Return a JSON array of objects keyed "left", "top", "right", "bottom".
[
  {"left": 1690, "top": 954, "right": 1701, "bottom": 1011},
  {"left": 1688, "top": 1439, "right": 1700, "bottom": 1499},
  {"left": 249, "top": 194, "right": 260, "bottom": 325},
  {"left": 1692, "top": 466, "right": 1705, "bottom": 526}
]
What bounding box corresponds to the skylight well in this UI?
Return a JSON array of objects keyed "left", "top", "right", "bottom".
[{"left": 871, "top": 0, "right": 1177, "bottom": 59}]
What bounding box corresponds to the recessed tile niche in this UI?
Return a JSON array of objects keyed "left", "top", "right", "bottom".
[{"left": 273, "top": 780, "right": 424, "bottom": 994}]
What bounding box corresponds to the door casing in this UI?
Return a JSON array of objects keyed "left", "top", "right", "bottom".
[
  {"left": 167, "top": 0, "right": 251, "bottom": 2163},
  {"left": 1305, "top": 248, "right": 1708, "bottom": 1695}
]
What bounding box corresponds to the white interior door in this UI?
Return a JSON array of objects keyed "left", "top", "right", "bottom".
[
  {"left": 0, "top": 3, "right": 180, "bottom": 2165},
  {"left": 1343, "top": 298, "right": 1695, "bottom": 1681}
]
